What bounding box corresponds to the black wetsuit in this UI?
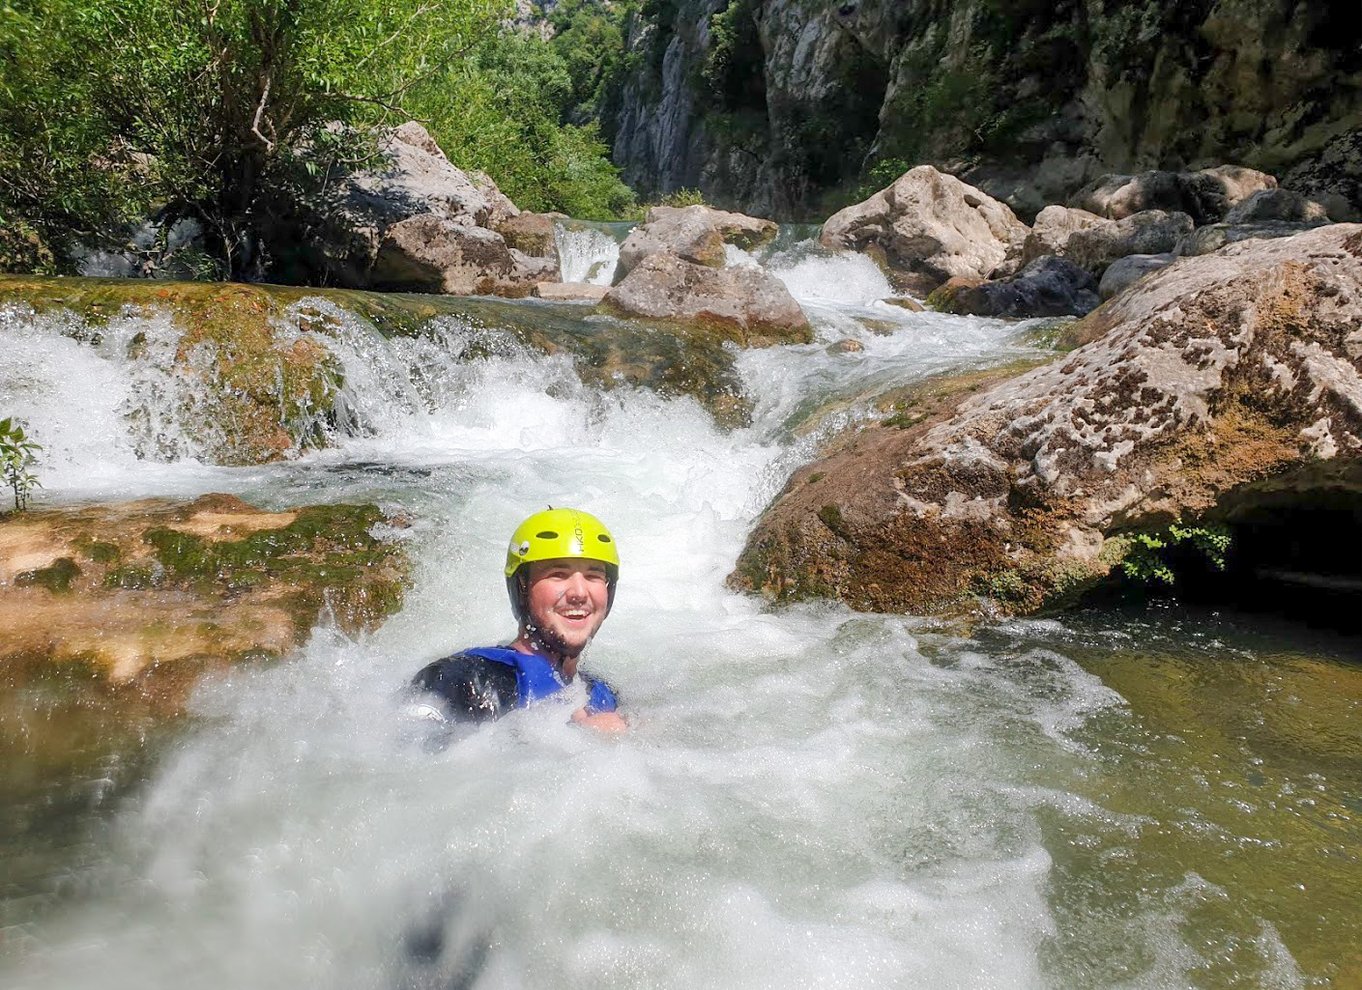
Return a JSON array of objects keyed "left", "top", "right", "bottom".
[{"left": 410, "top": 648, "right": 619, "bottom": 724}]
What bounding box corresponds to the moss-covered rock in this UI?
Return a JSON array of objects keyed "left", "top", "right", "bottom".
[{"left": 0, "top": 493, "right": 408, "bottom": 694}]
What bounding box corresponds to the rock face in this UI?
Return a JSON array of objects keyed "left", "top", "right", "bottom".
[
  {"left": 599, "top": 252, "right": 811, "bottom": 346},
  {"left": 0, "top": 494, "right": 407, "bottom": 690},
  {"left": 730, "top": 224, "right": 1362, "bottom": 616},
  {"left": 928, "top": 256, "right": 1099, "bottom": 319},
  {"left": 1098, "top": 253, "right": 1177, "bottom": 300},
  {"left": 274, "top": 122, "right": 558, "bottom": 296},
  {"left": 615, "top": 204, "right": 778, "bottom": 282},
  {"left": 608, "top": 2, "right": 1362, "bottom": 220},
  {"left": 820, "top": 166, "right": 1028, "bottom": 289},
  {"left": 1176, "top": 221, "right": 1327, "bottom": 258}
]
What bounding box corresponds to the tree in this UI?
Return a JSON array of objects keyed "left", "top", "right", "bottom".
[{"left": 1, "top": 0, "right": 509, "bottom": 277}]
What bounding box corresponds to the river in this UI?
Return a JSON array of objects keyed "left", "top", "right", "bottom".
[{"left": 1, "top": 229, "right": 1359, "bottom": 988}]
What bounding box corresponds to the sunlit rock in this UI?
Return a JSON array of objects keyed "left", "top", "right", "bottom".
[
  {"left": 534, "top": 282, "right": 609, "bottom": 302},
  {"left": 819, "top": 165, "right": 1029, "bottom": 291},
  {"left": 0, "top": 494, "right": 408, "bottom": 696},
  {"left": 1069, "top": 166, "right": 1277, "bottom": 224},
  {"left": 1065, "top": 209, "right": 1194, "bottom": 273},
  {"left": 599, "top": 251, "right": 812, "bottom": 346},
  {"left": 732, "top": 224, "right": 1362, "bottom": 616},
  {"left": 614, "top": 205, "right": 778, "bottom": 283},
  {"left": 1020, "top": 205, "right": 1107, "bottom": 265},
  {"left": 1175, "top": 221, "right": 1328, "bottom": 258}
]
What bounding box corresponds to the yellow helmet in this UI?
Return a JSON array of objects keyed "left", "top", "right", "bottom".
[{"left": 504, "top": 507, "right": 620, "bottom": 623}]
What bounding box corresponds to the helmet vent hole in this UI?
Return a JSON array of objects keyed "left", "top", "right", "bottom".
[
  {"left": 598, "top": 534, "right": 612, "bottom": 542},
  {"left": 536, "top": 530, "right": 558, "bottom": 539}
]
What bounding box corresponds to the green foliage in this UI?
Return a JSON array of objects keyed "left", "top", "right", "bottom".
[
  {"left": 1119, "top": 522, "right": 1232, "bottom": 586},
  {"left": 701, "top": 0, "right": 763, "bottom": 112},
  {"left": 0, "top": 416, "right": 42, "bottom": 512},
  {"left": 414, "top": 29, "right": 635, "bottom": 220}
]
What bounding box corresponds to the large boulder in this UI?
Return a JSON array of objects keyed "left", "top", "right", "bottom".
[
  {"left": 276, "top": 122, "right": 559, "bottom": 294},
  {"left": 730, "top": 224, "right": 1362, "bottom": 616},
  {"left": 1069, "top": 166, "right": 1277, "bottom": 224},
  {"left": 599, "top": 252, "right": 812, "bottom": 346},
  {"left": 820, "top": 166, "right": 1029, "bottom": 289},
  {"left": 1066, "top": 209, "right": 1194, "bottom": 273},
  {"left": 1020, "top": 205, "right": 1107, "bottom": 265},
  {"left": 927, "top": 256, "right": 1099, "bottom": 319},
  {"left": 0, "top": 494, "right": 407, "bottom": 691},
  {"left": 614, "top": 205, "right": 778, "bottom": 283}
]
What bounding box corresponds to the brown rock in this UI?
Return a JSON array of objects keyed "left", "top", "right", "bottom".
[
  {"left": 373, "top": 217, "right": 543, "bottom": 295},
  {"left": 600, "top": 252, "right": 812, "bottom": 346},
  {"left": 731, "top": 224, "right": 1362, "bottom": 616},
  {"left": 495, "top": 212, "right": 559, "bottom": 257},
  {"left": 0, "top": 494, "right": 407, "bottom": 693},
  {"left": 1069, "top": 167, "right": 1277, "bottom": 224},
  {"left": 534, "top": 282, "right": 610, "bottom": 302},
  {"left": 1021, "top": 205, "right": 1107, "bottom": 265},
  {"left": 615, "top": 204, "right": 778, "bottom": 283},
  {"left": 820, "top": 165, "right": 1029, "bottom": 288}
]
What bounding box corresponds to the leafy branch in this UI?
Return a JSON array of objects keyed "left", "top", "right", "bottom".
[{"left": 0, "top": 417, "right": 42, "bottom": 513}]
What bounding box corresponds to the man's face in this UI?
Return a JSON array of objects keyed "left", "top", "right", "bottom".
[{"left": 524, "top": 557, "right": 610, "bottom": 657}]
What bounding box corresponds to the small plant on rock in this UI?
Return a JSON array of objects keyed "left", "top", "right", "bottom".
[
  {"left": 1120, "top": 522, "right": 1232, "bottom": 585},
  {"left": 0, "top": 417, "right": 42, "bottom": 513}
]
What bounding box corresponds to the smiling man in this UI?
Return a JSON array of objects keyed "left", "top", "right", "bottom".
[{"left": 409, "top": 508, "right": 627, "bottom": 732}]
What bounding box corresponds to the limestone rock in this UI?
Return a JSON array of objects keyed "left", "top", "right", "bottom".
[
  {"left": 731, "top": 224, "right": 1362, "bottom": 616},
  {"left": 0, "top": 494, "right": 407, "bottom": 691},
  {"left": 1176, "top": 221, "right": 1327, "bottom": 258},
  {"left": 1021, "top": 205, "right": 1107, "bottom": 265},
  {"left": 1066, "top": 210, "right": 1194, "bottom": 272},
  {"left": 615, "top": 204, "right": 778, "bottom": 283},
  {"left": 1098, "top": 253, "right": 1177, "bottom": 299},
  {"left": 820, "top": 165, "right": 1029, "bottom": 288},
  {"left": 929, "top": 255, "right": 1099, "bottom": 319},
  {"left": 495, "top": 212, "right": 559, "bottom": 257},
  {"left": 277, "top": 122, "right": 542, "bottom": 296},
  {"left": 535, "top": 281, "right": 610, "bottom": 302},
  {"left": 600, "top": 252, "right": 812, "bottom": 346},
  {"left": 1068, "top": 167, "right": 1276, "bottom": 224}
]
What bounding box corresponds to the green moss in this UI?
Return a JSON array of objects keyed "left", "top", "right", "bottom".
[
  {"left": 72, "top": 536, "right": 121, "bottom": 563},
  {"left": 807, "top": 472, "right": 825, "bottom": 484},
  {"left": 16, "top": 556, "right": 81, "bottom": 592},
  {"left": 102, "top": 564, "right": 162, "bottom": 590},
  {"left": 817, "top": 504, "right": 846, "bottom": 535}
]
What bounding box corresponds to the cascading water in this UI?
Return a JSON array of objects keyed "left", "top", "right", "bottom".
[
  {"left": 554, "top": 221, "right": 631, "bottom": 285},
  {"left": 2, "top": 241, "right": 1360, "bottom": 989}
]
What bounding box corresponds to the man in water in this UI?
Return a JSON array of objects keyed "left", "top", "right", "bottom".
[{"left": 409, "top": 507, "right": 627, "bottom": 733}]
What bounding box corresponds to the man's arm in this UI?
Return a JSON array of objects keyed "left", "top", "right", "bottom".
[{"left": 410, "top": 654, "right": 519, "bottom": 723}]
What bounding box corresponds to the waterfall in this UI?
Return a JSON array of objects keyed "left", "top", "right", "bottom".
[{"left": 554, "top": 221, "right": 631, "bottom": 285}]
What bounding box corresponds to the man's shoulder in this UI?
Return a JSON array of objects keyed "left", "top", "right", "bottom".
[{"left": 410, "top": 649, "right": 520, "bottom": 722}]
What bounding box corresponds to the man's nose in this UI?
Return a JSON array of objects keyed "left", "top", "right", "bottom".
[{"left": 564, "top": 572, "right": 589, "bottom": 600}]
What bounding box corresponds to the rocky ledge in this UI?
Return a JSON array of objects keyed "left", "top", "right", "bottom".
[
  {"left": 0, "top": 494, "right": 407, "bottom": 697},
  {"left": 731, "top": 224, "right": 1362, "bottom": 616}
]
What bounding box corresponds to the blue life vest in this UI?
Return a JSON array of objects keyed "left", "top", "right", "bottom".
[{"left": 461, "top": 647, "right": 618, "bottom": 713}]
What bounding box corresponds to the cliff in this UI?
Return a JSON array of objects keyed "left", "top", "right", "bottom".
[{"left": 608, "top": 0, "right": 1362, "bottom": 220}]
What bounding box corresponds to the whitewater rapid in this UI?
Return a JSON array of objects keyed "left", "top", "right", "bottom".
[{"left": 2, "top": 236, "right": 1350, "bottom": 988}]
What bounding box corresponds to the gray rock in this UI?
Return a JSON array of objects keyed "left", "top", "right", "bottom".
[
  {"left": 1176, "top": 221, "right": 1327, "bottom": 258},
  {"left": 1224, "top": 189, "right": 1331, "bottom": 224},
  {"left": 1066, "top": 210, "right": 1194, "bottom": 272},
  {"left": 1021, "top": 205, "right": 1107, "bottom": 265},
  {"left": 599, "top": 251, "right": 812, "bottom": 346},
  {"left": 731, "top": 223, "right": 1362, "bottom": 616},
  {"left": 615, "top": 205, "right": 777, "bottom": 283},
  {"left": 1098, "top": 253, "right": 1177, "bottom": 299},
  {"left": 820, "top": 165, "right": 1029, "bottom": 287},
  {"left": 1069, "top": 167, "right": 1276, "bottom": 225},
  {"left": 494, "top": 212, "right": 559, "bottom": 258},
  {"left": 932, "top": 255, "right": 1099, "bottom": 319}
]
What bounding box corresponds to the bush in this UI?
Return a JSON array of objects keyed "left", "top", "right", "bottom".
[{"left": 0, "top": 417, "right": 42, "bottom": 513}]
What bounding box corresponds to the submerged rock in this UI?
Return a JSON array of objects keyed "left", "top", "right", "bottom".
[
  {"left": 0, "top": 494, "right": 407, "bottom": 693},
  {"left": 819, "top": 166, "right": 1028, "bottom": 289},
  {"left": 731, "top": 224, "right": 1362, "bottom": 616},
  {"left": 599, "top": 252, "right": 812, "bottom": 346}
]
